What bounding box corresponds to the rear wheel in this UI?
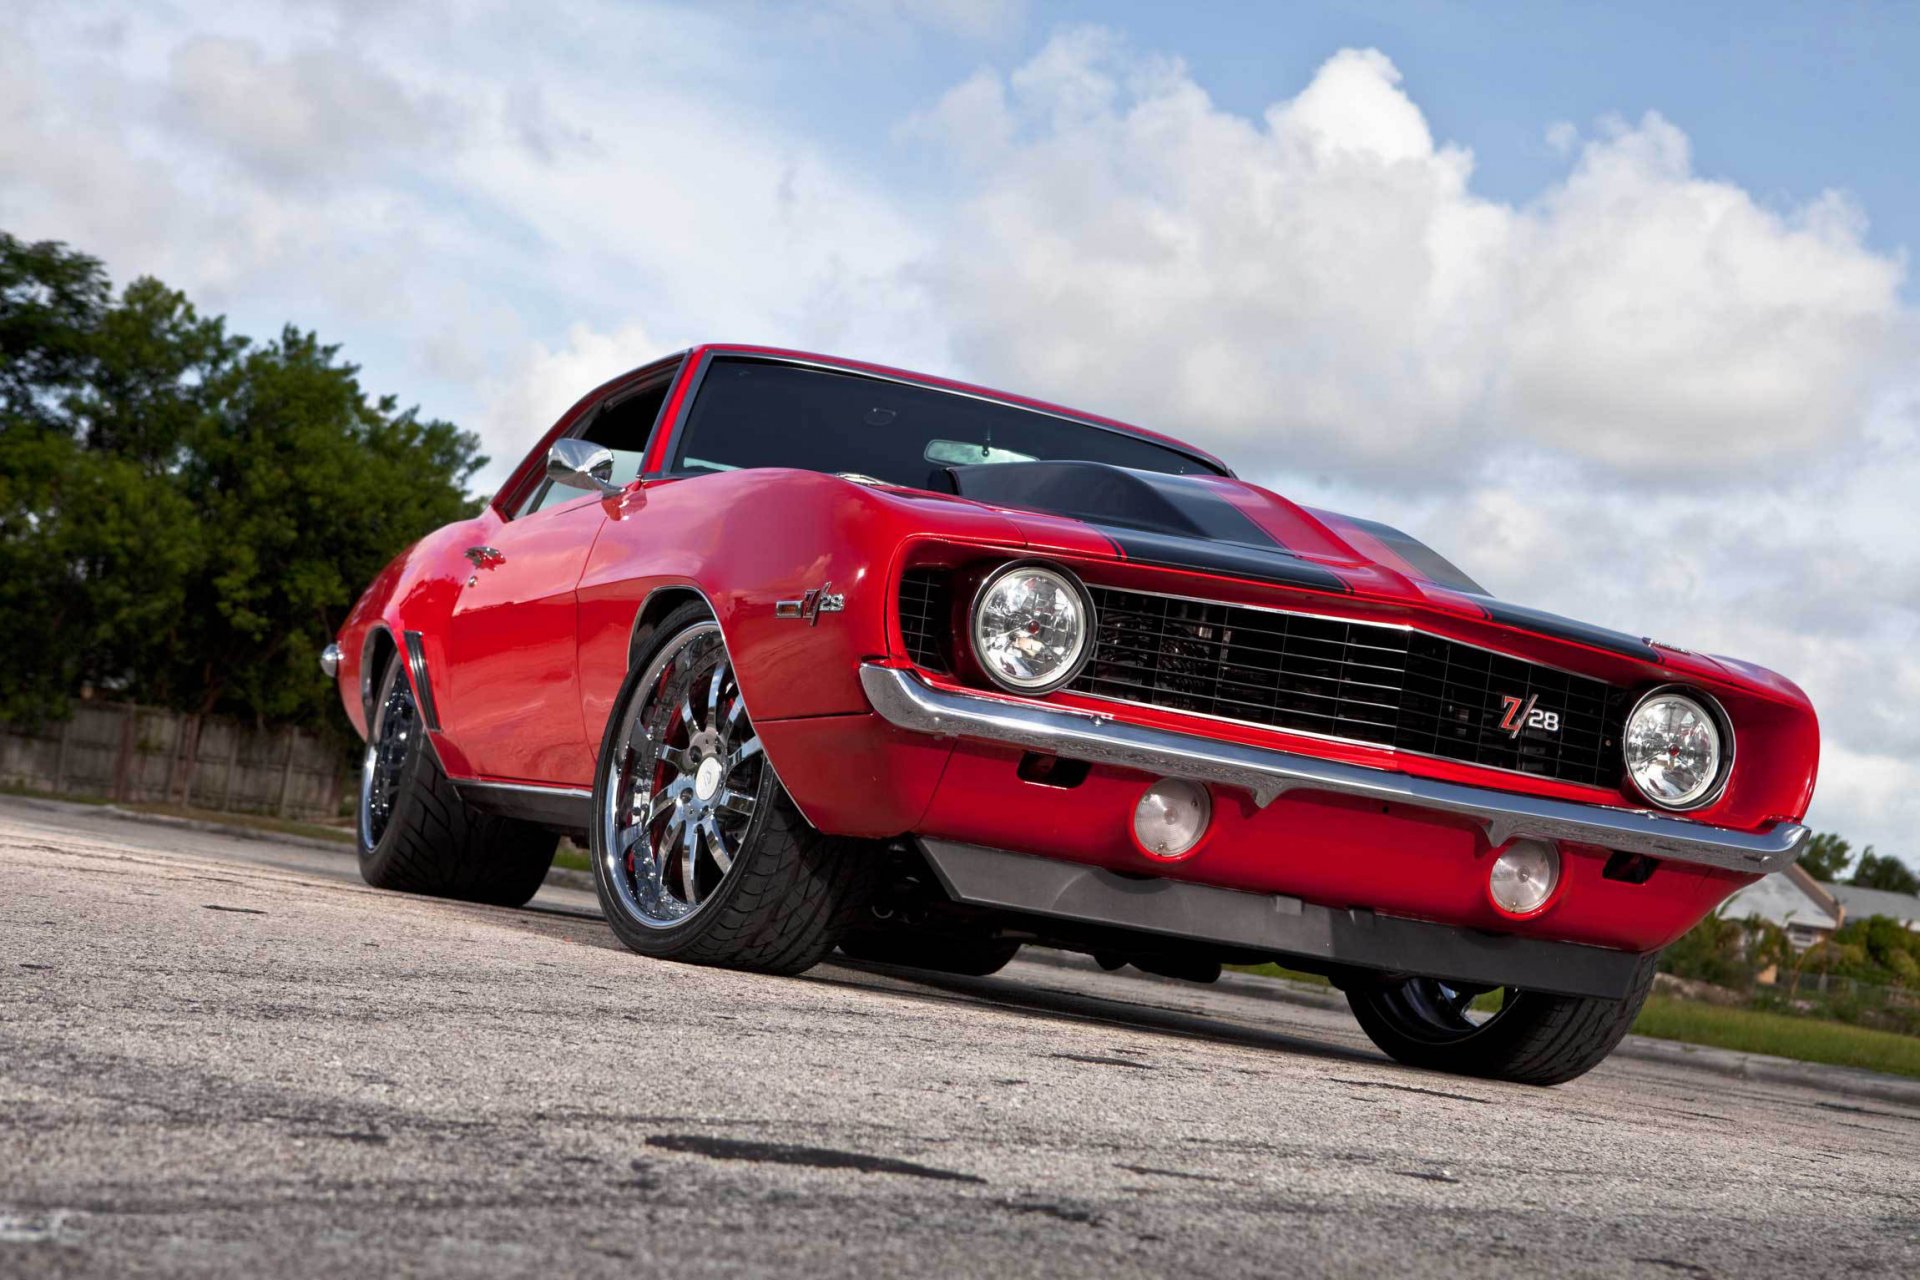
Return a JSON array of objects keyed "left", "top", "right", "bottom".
[
  {"left": 1345, "top": 956, "right": 1657, "bottom": 1086},
  {"left": 357, "top": 656, "right": 557, "bottom": 907},
  {"left": 590, "top": 604, "right": 873, "bottom": 973}
]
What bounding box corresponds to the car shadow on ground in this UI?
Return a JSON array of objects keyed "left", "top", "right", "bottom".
[
  {"left": 506, "top": 900, "right": 1383, "bottom": 1070},
  {"left": 815, "top": 956, "right": 1384, "bottom": 1070}
]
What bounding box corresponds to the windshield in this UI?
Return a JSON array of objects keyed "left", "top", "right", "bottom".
[{"left": 670, "top": 358, "right": 1220, "bottom": 487}]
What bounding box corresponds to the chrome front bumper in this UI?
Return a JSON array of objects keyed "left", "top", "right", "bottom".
[{"left": 858, "top": 664, "right": 1807, "bottom": 875}]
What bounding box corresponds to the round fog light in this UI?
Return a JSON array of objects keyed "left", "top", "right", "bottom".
[
  {"left": 1488, "top": 839, "right": 1560, "bottom": 916},
  {"left": 1133, "top": 779, "right": 1211, "bottom": 859}
]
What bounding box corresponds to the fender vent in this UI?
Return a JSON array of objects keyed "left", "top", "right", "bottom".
[{"left": 897, "top": 568, "right": 952, "bottom": 674}]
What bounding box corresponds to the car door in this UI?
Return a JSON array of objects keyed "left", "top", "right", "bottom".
[
  {"left": 439, "top": 371, "right": 678, "bottom": 784},
  {"left": 439, "top": 496, "right": 608, "bottom": 783}
]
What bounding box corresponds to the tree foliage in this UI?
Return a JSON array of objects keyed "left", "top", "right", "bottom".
[
  {"left": 0, "top": 231, "right": 485, "bottom": 729},
  {"left": 1800, "top": 831, "right": 1854, "bottom": 882},
  {"left": 1851, "top": 850, "right": 1920, "bottom": 895}
]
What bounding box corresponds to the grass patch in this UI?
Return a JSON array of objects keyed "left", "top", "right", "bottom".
[
  {"left": 552, "top": 842, "right": 591, "bottom": 873},
  {"left": 4, "top": 784, "right": 351, "bottom": 844},
  {"left": 123, "top": 802, "right": 356, "bottom": 845},
  {"left": 1228, "top": 962, "right": 1331, "bottom": 987},
  {"left": 0, "top": 782, "right": 111, "bottom": 805},
  {"left": 1632, "top": 995, "right": 1920, "bottom": 1080}
]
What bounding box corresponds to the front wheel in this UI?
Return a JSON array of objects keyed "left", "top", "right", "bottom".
[
  {"left": 589, "top": 604, "right": 873, "bottom": 974},
  {"left": 1345, "top": 955, "right": 1657, "bottom": 1086}
]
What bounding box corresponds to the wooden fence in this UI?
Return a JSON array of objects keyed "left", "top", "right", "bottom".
[{"left": 0, "top": 701, "right": 351, "bottom": 821}]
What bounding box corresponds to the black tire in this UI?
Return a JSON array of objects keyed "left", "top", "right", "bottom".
[
  {"left": 357, "top": 656, "right": 557, "bottom": 908},
  {"left": 590, "top": 602, "right": 874, "bottom": 975},
  {"left": 839, "top": 931, "right": 1021, "bottom": 977},
  {"left": 1345, "top": 954, "right": 1658, "bottom": 1086}
]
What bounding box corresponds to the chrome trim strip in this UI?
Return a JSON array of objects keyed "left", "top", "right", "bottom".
[
  {"left": 1066, "top": 688, "right": 1619, "bottom": 791},
  {"left": 456, "top": 781, "right": 594, "bottom": 802},
  {"left": 860, "top": 665, "right": 1807, "bottom": 875},
  {"left": 402, "top": 631, "right": 442, "bottom": 732}
]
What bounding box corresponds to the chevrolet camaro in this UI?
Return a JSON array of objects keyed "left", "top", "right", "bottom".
[{"left": 324, "top": 344, "right": 1818, "bottom": 1085}]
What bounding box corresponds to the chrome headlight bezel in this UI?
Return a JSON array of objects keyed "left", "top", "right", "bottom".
[
  {"left": 967, "top": 561, "right": 1095, "bottom": 696},
  {"left": 1622, "top": 684, "right": 1734, "bottom": 812}
]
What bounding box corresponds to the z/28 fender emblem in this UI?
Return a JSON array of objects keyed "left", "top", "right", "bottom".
[
  {"left": 775, "top": 583, "right": 845, "bottom": 626},
  {"left": 1497, "top": 694, "right": 1559, "bottom": 737}
]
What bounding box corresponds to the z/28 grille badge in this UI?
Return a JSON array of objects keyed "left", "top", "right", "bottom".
[
  {"left": 776, "top": 583, "right": 845, "bottom": 625},
  {"left": 1498, "top": 694, "right": 1561, "bottom": 737}
]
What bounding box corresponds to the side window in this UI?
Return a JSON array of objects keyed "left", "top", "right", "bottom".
[{"left": 516, "top": 380, "right": 672, "bottom": 517}]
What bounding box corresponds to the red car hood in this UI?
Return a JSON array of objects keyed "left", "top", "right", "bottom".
[{"left": 913, "top": 459, "right": 1672, "bottom": 665}]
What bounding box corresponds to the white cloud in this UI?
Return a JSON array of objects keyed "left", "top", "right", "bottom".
[
  {"left": 0, "top": 1, "right": 944, "bottom": 469},
  {"left": 1505, "top": 114, "right": 1901, "bottom": 470},
  {"left": 475, "top": 321, "right": 670, "bottom": 465},
  {"left": 166, "top": 35, "right": 454, "bottom": 186},
  {"left": 914, "top": 36, "right": 1906, "bottom": 483}
]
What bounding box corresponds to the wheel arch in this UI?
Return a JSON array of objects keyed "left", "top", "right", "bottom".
[
  {"left": 615, "top": 579, "right": 840, "bottom": 831},
  {"left": 626, "top": 584, "right": 714, "bottom": 671},
  {"left": 360, "top": 625, "right": 400, "bottom": 725}
]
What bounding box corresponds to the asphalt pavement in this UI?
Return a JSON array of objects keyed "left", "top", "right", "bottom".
[{"left": 3, "top": 795, "right": 1916, "bottom": 1277}]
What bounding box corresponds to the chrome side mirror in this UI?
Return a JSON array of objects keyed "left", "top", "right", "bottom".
[{"left": 546, "top": 438, "right": 622, "bottom": 495}]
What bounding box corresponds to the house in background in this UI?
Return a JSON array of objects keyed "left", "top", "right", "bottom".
[
  {"left": 1830, "top": 884, "right": 1920, "bottom": 932},
  {"left": 1718, "top": 863, "right": 1844, "bottom": 949}
]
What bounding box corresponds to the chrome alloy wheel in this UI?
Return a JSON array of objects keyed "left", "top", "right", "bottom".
[
  {"left": 360, "top": 664, "right": 416, "bottom": 850},
  {"left": 602, "top": 621, "right": 764, "bottom": 927}
]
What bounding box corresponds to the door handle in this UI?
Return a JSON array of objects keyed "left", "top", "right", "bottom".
[{"left": 464, "top": 545, "right": 504, "bottom": 568}]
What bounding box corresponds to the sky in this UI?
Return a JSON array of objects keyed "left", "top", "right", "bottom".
[{"left": 3, "top": 0, "right": 1916, "bottom": 866}]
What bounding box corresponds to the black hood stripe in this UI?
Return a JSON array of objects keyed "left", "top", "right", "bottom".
[
  {"left": 1455, "top": 595, "right": 1660, "bottom": 662},
  {"left": 1100, "top": 527, "right": 1352, "bottom": 595}
]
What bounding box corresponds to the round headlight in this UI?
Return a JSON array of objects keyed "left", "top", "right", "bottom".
[
  {"left": 1623, "top": 689, "right": 1727, "bottom": 810},
  {"left": 970, "top": 563, "right": 1091, "bottom": 693}
]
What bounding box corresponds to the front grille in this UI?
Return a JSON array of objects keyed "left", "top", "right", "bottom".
[
  {"left": 1396, "top": 632, "right": 1621, "bottom": 788},
  {"left": 1075, "top": 587, "right": 1410, "bottom": 748},
  {"left": 897, "top": 568, "right": 952, "bottom": 673},
  {"left": 895, "top": 572, "right": 1624, "bottom": 789}
]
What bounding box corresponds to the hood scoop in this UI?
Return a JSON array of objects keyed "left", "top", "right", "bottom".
[
  {"left": 946, "top": 460, "right": 1270, "bottom": 545},
  {"left": 945, "top": 460, "right": 1351, "bottom": 595}
]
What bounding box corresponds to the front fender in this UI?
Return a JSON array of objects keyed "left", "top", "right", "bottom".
[
  {"left": 575, "top": 471, "right": 1024, "bottom": 730},
  {"left": 334, "top": 518, "right": 481, "bottom": 739},
  {"left": 569, "top": 472, "right": 1031, "bottom": 831}
]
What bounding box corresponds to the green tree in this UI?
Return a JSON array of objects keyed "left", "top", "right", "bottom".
[
  {"left": 1800, "top": 831, "right": 1854, "bottom": 882},
  {"left": 0, "top": 230, "right": 485, "bottom": 730},
  {"left": 170, "top": 327, "right": 484, "bottom": 725},
  {"left": 1851, "top": 850, "right": 1920, "bottom": 895},
  {"left": 0, "top": 233, "right": 108, "bottom": 419},
  {"left": 0, "top": 235, "right": 200, "bottom": 720}
]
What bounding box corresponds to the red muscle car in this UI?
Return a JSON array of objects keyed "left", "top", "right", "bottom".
[{"left": 326, "top": 344, "right": 1818, "bottom": 1085}]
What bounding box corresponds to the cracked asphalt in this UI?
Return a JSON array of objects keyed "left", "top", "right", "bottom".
[{"left": 3, "top": 795, "right": 1916, "bottom": 1277}]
